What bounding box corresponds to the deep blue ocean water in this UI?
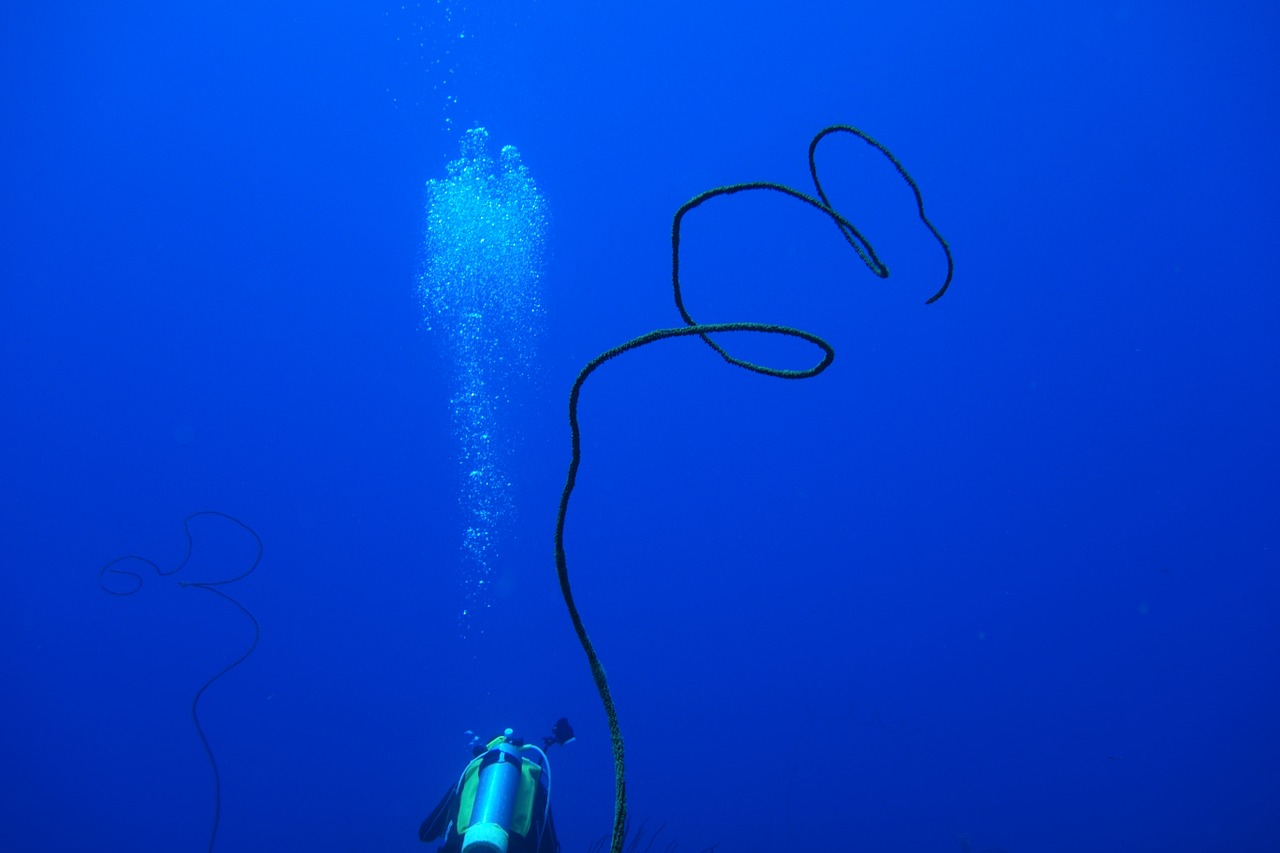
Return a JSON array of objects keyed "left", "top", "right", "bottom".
[{"left": 2, "top": 1, "right": 1278, "bottom": 850}]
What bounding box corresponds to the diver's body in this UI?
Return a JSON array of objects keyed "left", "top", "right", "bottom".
[{"left": 420, "top": 720, "right": 573, "bottom": 853}]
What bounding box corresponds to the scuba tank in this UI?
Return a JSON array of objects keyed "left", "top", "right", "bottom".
[{"left": 461, "top": 730, "right": 525, "bottom": 853}]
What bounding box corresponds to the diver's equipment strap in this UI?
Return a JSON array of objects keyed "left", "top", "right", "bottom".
[
  {"left": 456, "top": 756, "right": 483, "bottom": 831},
  {"left": 509, "top": 758, "right": 541, "bottom": 836}
]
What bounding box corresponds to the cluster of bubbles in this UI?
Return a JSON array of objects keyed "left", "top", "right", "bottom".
[{"left": 419, "top": 127, "right": 547, "bottom": 632}]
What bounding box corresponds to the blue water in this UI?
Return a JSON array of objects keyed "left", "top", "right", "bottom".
[{"left": 2, "top": 1, "right": 1278, "bottom": 850}]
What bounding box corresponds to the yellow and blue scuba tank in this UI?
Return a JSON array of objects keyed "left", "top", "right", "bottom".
[{"left": 453, "top": 730, "right": 552, "bottom": 853}]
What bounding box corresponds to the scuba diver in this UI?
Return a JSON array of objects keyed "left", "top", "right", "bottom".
[{"left": 419, "top": 718, "right": 576, "bottom": 853}]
